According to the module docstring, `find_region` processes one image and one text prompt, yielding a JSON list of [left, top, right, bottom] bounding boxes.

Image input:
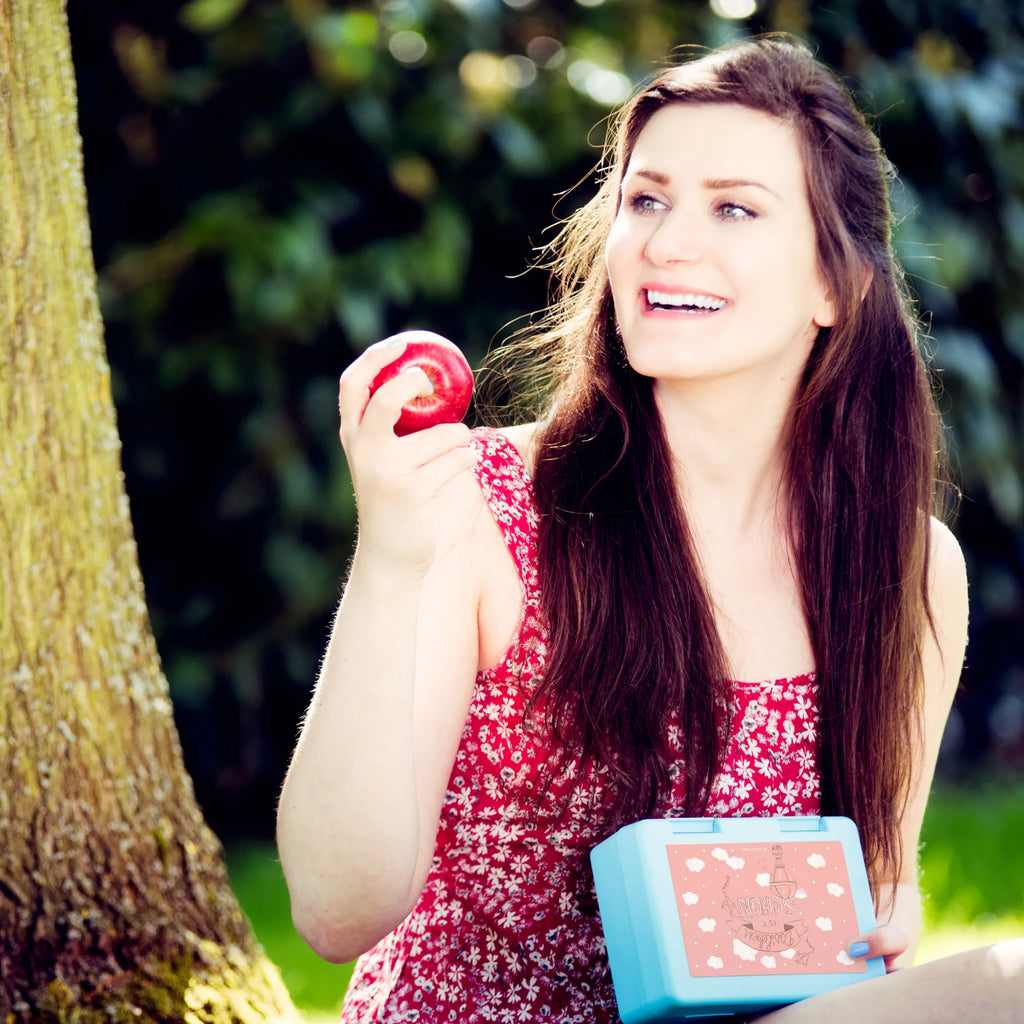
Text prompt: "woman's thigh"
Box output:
[[753, 941, 1024, 1024]]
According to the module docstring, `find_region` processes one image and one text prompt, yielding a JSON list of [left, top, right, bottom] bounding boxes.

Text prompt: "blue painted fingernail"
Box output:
[[384, 335, 401, 348], [849, 942, 870, 958]]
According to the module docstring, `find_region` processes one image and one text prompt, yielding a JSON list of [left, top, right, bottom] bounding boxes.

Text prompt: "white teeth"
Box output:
[[646, 289, 726, 311]]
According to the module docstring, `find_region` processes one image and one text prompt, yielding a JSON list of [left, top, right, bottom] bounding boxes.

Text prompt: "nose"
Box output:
[[643, 205, 703, 266]]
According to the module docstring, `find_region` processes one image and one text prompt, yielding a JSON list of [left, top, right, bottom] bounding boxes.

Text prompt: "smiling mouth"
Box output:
[[645, 289, 727, 313]]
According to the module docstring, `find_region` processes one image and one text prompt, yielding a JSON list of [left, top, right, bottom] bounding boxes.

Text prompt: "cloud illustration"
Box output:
[[733, 940, 757, 962]]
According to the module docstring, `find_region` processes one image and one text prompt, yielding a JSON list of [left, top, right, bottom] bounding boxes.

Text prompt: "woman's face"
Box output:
[[605, 102, 835, 393]]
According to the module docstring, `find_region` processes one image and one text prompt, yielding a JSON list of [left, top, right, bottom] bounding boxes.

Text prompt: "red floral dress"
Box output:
[[340, 428, 821, 1023]]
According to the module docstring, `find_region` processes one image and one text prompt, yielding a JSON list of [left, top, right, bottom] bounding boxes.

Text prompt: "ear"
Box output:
[[859, 263, 874, 300], [813, 263, 873, 329], [813, 291, 836, 329]]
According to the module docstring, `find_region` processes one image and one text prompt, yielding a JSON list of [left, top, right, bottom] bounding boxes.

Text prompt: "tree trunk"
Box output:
[[0, 2, 301, 1020]]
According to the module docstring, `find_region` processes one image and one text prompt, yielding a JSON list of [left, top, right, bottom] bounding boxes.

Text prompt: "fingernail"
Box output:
[[849, 942, 870, 959], [384, 335, 402, 348]]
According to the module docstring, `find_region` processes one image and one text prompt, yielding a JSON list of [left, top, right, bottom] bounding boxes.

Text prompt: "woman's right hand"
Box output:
[[338, 337, 477, 576], [280, 337, 484, 962]]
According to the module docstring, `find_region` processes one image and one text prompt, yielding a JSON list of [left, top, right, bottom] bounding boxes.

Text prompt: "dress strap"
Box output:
[[470, 427, 540, 600]]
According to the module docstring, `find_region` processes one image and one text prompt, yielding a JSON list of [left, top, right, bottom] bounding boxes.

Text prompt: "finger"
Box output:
[[351, 438, 477, 545], [397, 421, 475, 468], [357, 366, 435, 439], [848, 923, 909, 969], [348, 422, 475, 509], [338, 337, 412, 437], [409, 439, 479, 500], [352, 425, 476, 506]]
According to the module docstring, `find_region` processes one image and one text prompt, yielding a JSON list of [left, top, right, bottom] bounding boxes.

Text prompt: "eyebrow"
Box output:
[[630, 169, 782, 200]]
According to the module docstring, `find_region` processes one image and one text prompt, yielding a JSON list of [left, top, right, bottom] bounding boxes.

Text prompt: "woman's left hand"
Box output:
[[848, 920, 912, 973], [848, 879, 921, 972]]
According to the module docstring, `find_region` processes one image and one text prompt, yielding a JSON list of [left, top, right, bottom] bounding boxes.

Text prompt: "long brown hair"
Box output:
[[488, 36, 945, 889]]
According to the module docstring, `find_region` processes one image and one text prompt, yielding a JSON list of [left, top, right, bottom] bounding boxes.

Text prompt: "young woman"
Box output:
[[276, 36, 1024, 1023]]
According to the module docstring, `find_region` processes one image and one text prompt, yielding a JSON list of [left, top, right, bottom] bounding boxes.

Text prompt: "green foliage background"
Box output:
[[68, 0, 1024, 840]]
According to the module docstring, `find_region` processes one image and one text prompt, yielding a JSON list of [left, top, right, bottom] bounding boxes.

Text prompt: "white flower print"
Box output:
[[780, 779, 801, 806]]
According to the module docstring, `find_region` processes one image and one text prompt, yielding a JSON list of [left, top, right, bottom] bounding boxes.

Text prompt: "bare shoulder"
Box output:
[[925, 515, 969, 694], [492, 421, 541, 475], [465, 422, 541, 669], [927, 517, 968, 624], [928, 515, 966, 568], [430, 441, 495, 554], [417, 440, 513, 660], [431, 422, 539, 542]]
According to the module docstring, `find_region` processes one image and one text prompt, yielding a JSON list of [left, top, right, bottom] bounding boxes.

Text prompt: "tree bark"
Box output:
[[0, 2, 300, 1020]]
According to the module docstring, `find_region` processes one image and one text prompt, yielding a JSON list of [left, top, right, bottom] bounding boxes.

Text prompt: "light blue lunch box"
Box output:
[[590, 816, 886, 1021]]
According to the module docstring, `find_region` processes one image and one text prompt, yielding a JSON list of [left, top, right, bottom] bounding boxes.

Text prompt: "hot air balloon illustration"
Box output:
[[770, 844, 797, 900]]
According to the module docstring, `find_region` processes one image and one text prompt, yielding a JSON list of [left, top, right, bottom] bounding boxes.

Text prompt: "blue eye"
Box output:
[[718, 202, 755, 220], [628, 193, 665, 215]]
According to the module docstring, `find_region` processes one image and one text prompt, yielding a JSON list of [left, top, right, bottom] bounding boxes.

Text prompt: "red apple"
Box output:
[[369, 330, 474, 436]]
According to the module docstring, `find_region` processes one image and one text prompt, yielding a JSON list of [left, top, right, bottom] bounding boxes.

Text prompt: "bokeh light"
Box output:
[[567, 59, 632, 105], [710, 0, 757, 19], [389, 29, 428, 65]]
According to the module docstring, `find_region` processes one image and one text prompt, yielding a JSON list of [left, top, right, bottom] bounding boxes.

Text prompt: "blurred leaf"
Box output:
[[490, 115, 548, 175], [308, 10, 381, 86], [930, 213, 991, 292], [406, 200, 472, 298], [180, 0, 251, 34], [936, 329, 1023, 524], [265, 534, 336, 615]]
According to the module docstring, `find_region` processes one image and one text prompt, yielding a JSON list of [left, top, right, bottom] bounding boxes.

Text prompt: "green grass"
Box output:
[[224, 845, 352, 1019], [915, 778, 1024, 961], [226, 779, 1024, 1018]]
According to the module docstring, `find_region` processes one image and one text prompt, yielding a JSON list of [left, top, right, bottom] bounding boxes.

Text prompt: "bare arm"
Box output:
[[849, 517, 969, 970], [275, 338, 487, 963]]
